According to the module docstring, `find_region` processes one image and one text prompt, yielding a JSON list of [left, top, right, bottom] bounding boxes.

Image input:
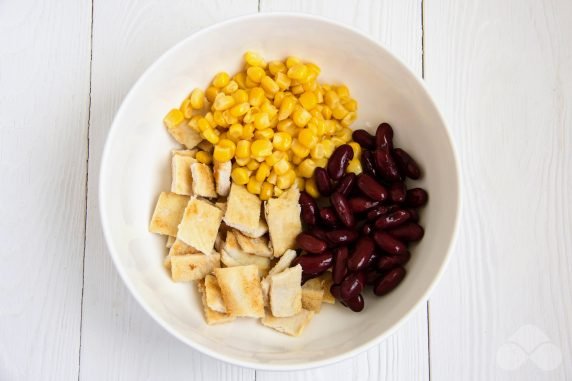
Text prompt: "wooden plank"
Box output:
[[0, 0, 91, 380], [257, 1, 427, 379], [425, 0, 572, 379], [79, 1, 257, 380]]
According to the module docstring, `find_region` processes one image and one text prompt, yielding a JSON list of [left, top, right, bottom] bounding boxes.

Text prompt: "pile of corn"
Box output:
[[164, 51, 361, 200]]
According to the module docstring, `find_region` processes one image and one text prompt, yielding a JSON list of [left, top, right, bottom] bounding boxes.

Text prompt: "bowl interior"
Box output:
[[100, 14, 459, 369]]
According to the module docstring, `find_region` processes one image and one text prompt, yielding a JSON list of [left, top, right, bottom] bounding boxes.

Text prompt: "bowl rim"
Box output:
[[99, 11, 461, 371]]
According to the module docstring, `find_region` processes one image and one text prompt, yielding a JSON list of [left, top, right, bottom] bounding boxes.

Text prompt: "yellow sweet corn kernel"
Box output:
[[265, 151, 284, 166], [260, 102, 277, 117], [275, 72, 291, 91], [205, 86, 219, 103], [247, 159, 260, 171], [292, 107, 312, 127], [254, 128, 274, 140], [287, 64, 308, 81], [273, 158, 290, 176], [311, 118, 326, 136], [272, 132, 292, 151], [290, 139, 310, 158], [164, 109, 184, 128], [269, 60, 286, 75], [332, 104, 349, 120], [310, 143, 326, 160], [251, 139, 273, 157], [291, 84, 304, 95], [348, 142, 362, 159], [242, 107, 258, 124], [277, 169, 296, 190], [235, 140, 251, 158], [229, 102, 250, 117], [278, 96, 296, 121], [277, 119, 298, 136], [321, 84, 332, 92], [196, 150, 213, 165], [213, 110, 227, 127], [314, 157, 328, 168], [188, 115, 201, 132], [273, 91, 286, 108], [324, 90, 340, 108], [204, 112, 216, 127], [234, 72, 247, 89], [244, 51, 266, 68], [180, 99, 193, 118], [305, 176, 320, 198], [299, 91, 318, 110], [315, 88, 324, 103], [297, 158, 317, 178], [249, 87, 265, 107], [213, 94, 236, 111], [259, 182, 274, 201], [255, 163, 271, 182], [253, 113, 271, 130], [253, 155, 266, 162], [267, 170, 278, 185], [223, 110, 239, 125], [273, 186, 284, 197], [341, 112, 357, 127], [322, 105, 333, 120], [213, 72, 230, 88], [197, 117, 211, 132], [247, 66, 265, 83], [235, 156, 250, 166], [346, 159, 363, 175], [342, 98, 358, 112], [233, 89, 248, 104], [322, 139, 335, 158], [228, 124, 243, 142], [337, 127, 353, 143], [261, 76, 280, 94], [298, 128, 318, 149], [285, 56, 301, 68], [241, 123, 255, 140], [302, 80, 318, 92], [247, 177, 262, 195], [335, 85, 350, 98], [245, 76, 258, 88], [188, 88, 205, 110], [202, 128, 220, 145], [331, 136, 346, 147], [324, 120, 337, 135], [213, 140, 235, 162], [292, 154, 303, 165], [295, 177, 305, 190], [306, 62, 321, 76], [269, 115, 279, 129], [231, 167, 250, 185]]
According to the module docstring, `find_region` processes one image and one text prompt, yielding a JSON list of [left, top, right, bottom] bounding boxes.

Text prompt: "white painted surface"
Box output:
[[0, 0, 570, 380]]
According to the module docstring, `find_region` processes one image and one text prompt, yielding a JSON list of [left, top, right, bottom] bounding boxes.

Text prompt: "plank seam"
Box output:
[[77, 0, 95, 379]]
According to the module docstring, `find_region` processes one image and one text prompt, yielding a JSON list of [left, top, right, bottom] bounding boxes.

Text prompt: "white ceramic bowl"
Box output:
[[100, 13, 460, 370]]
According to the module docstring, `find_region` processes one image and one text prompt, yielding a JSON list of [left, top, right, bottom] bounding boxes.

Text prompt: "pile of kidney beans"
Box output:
[[292, 123, 428, 312]]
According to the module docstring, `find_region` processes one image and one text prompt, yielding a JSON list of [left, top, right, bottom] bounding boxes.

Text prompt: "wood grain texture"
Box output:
[[425, 0, 572, 380], [79, 1, 257, 380], [0, 0, 91, 380], [257, 1, 427, 380]]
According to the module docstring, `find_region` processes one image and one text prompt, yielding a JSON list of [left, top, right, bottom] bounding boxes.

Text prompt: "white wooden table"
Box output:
[[1, 0, 571, 379]]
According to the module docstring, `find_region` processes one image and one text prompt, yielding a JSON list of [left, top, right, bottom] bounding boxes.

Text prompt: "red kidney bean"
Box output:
[[343, 293, 365, 312], [365, 268, 382, 285], [314, 167, 332, 196], [389, 182, 406, 204], [373, 231, 407, 255], [362, 223, 374, 235], [388, 223, 424, 242], [340, 271, 365, 300], [352, 129, 375, 149], [361, 150, 379, 177], [375, 123, 394, 151], [393, 148, 421, 179], [366, 205, 390, 221], [374, 267, 406, 296], [327, 144, 354, 180], [330, 284, 342, 299], [292, 251, 334, 276], [348, 236, 375, 272], [374, 210, 411, 230], [348, 197, 380, 213], [332, 246, 349, 284], [296, 233, 327, 253], [330, 192, 356, 228], [308, 226, 328, 242], [406, 208, 419, 222], [326, 229, 359, 245], [405, 188, 428, 207], [366, 251, 380, 268], [357, 173, 388, 201], [299, 191, 319, 225], [335, 173, 357, 197], [377, 251, 411, 270], [319, 207, 339, 226], [375, 149, 401, 182]]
